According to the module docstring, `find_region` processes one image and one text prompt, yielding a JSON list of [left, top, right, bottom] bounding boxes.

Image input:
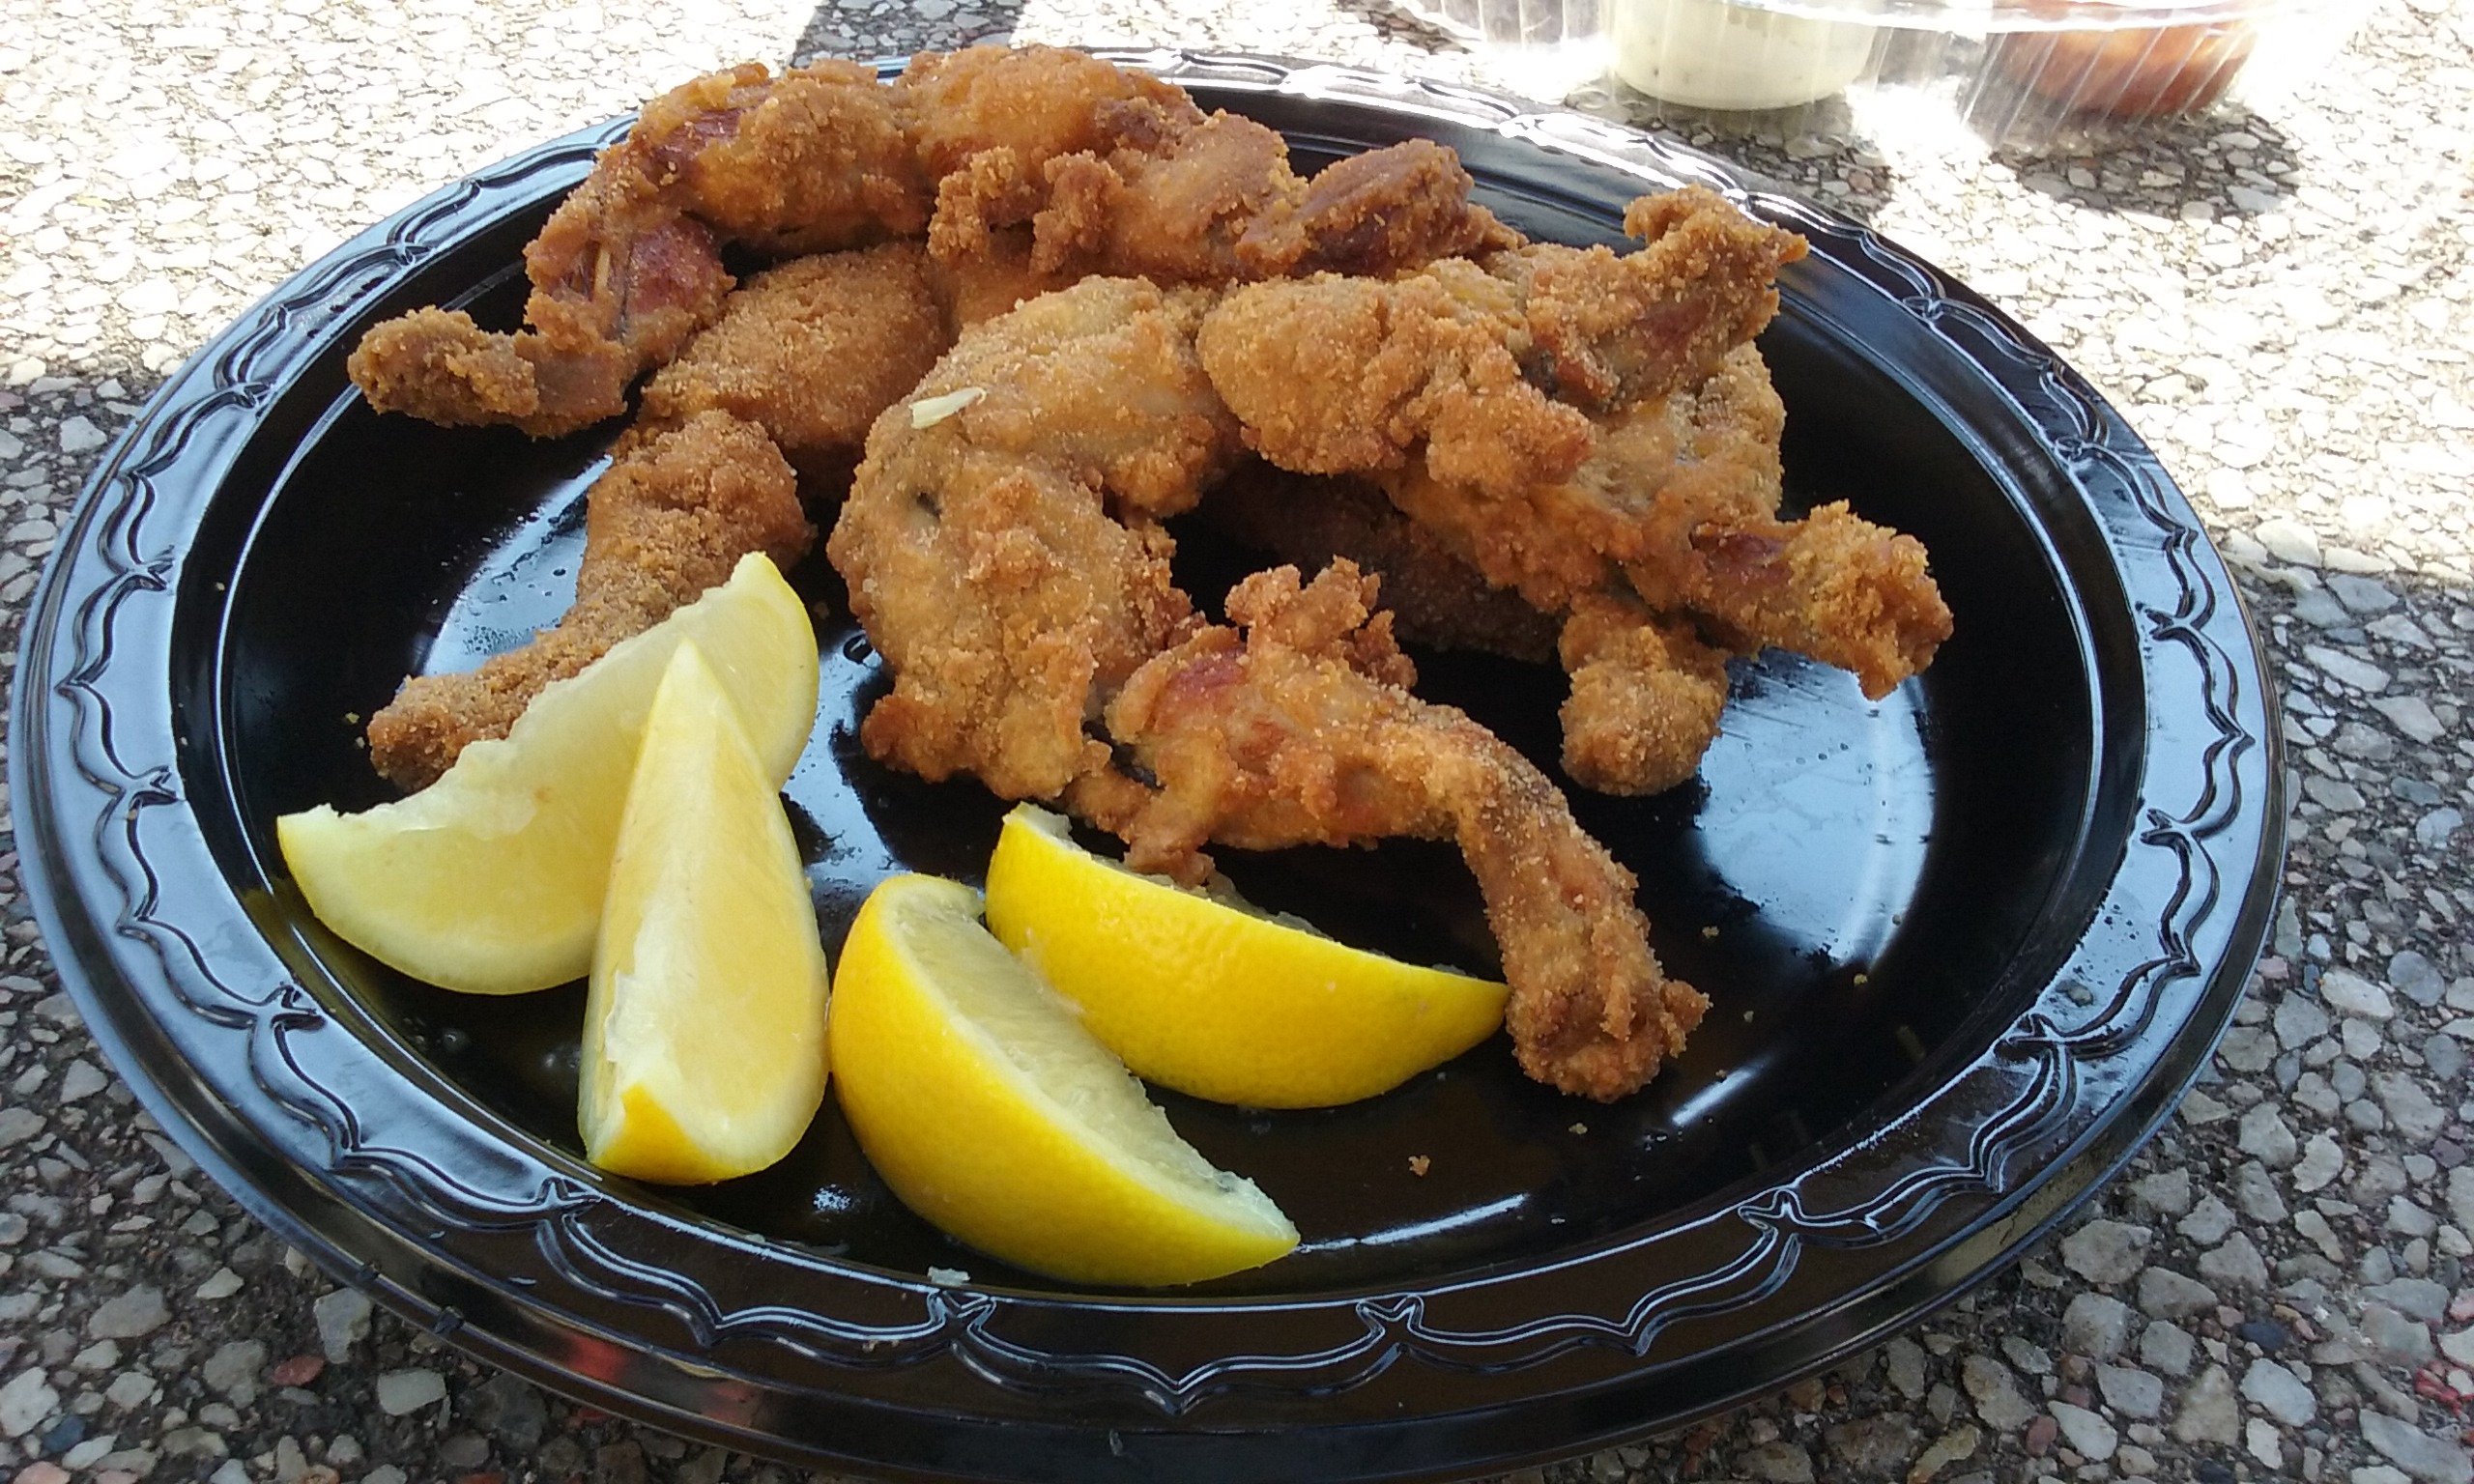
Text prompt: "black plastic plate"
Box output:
[[14, 49, 2279, 1484]]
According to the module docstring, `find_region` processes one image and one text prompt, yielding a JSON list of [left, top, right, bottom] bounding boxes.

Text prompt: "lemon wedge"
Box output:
[[983, 806, 1508, 1108], [276, 553, 820, 994], [829, 873, 1298, 1286], [580, 641, 831, 1184]]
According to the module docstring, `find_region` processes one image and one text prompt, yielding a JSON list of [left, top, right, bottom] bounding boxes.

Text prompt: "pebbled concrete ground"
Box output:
[[0, 0, 2468, 1481]]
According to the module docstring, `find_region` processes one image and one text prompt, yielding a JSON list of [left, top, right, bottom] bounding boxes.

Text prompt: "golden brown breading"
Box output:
[[824, 276, 1238, 803], [1106, 563, 1709, 1100], [642, 58, 932, 255], [365, 412, 812, 788], [1239, 139, 1523, 279], [1491, 188, 1808, 411], [890, 44, 1201, 182], [349, 46, 1208, 438], [1015, 106, 1299, 282], [1633, 501, 1952, 700], [349, 46, 1530, 440], [1198, 259, 1595, 499], [1199, 459, 1744, 795], [1196, 188, 1804, 499], [1375, 343, 1790, 614], [349, 58, 929, 438], [1378, 346, 1948, 700], [345, 306, 635, 437], [636, 243, 951, 483], [931, 100, 1517, 287], [1556, 592, 1733, 796]]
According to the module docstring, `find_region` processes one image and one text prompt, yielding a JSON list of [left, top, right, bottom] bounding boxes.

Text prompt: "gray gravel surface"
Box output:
[[2, 0, 2469, 1480]]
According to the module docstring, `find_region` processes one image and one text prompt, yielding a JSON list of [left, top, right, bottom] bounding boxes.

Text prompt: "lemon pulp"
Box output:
[[580, 641, 830, 1184]]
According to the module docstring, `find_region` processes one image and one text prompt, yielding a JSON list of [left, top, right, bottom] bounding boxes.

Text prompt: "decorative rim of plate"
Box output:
[[12, 49, 2280, 1481]]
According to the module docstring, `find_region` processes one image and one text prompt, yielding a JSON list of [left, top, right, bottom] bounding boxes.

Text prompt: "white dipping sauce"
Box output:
[[1613, 0, 1881, 109]]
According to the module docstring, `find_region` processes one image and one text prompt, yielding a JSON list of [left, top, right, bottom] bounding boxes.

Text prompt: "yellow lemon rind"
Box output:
[[984, 806, 1508, 1108]]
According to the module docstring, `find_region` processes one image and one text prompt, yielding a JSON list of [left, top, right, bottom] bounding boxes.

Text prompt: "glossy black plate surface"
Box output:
[[14, 50, 2279, 1484]]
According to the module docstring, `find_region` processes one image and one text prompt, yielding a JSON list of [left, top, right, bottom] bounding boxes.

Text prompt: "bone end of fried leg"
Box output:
[[1783, 501, 1956, 699], [1856, 563, 1955, 699], [1557, 603, 1732, 797], [363, 617, 617, 789], [348, 307, 543, 428], [1511, 961, 1711, 1101], [365, 675, 498, 792]]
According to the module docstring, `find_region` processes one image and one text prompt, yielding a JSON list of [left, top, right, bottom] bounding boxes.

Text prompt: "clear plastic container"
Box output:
[[1396, 0, 2372, 152], [1396, 0, 1615, 100]]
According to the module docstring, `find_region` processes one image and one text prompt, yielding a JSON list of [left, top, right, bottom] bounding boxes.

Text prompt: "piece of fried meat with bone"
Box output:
[[348, 58, 934, 437], [344, 46, 1193, 437], [1377, 345, 1952, 709], [365, 411, 813, 789], [1106, 562, 1710, 1100], [1202, 191, 1948, 793], [825, 275, 1238, 809], [1196, 187, 1807, 499], [928, 94, 1518, 288], [625, 241, 953, 489]]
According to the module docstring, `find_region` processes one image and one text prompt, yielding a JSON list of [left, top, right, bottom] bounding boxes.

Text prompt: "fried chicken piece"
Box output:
[[345, 306, 639, 439], [1376, 343, 1789, 614], [1497, 189, 1808, 410], [825, 276, 1239, 803], [635, 59, 932, 255], [1199, 455, 1740, 795], [934, 97, 1518, 287], [930, 111, 1280, 286], [1240, 139, 1524, 279], [633, 243, 951, 486], [350, 59, 927, 437], [351, 44, 1530, 441], [1199, 258, 1593, 499], [1198, 461, 1558, 662], [1381, 348, 1949, 699], [1245, 330, 1939, 787], [364, 412, 812, 788], [1107, 563, 1709, 1099], [1197, 187, 1804, 499], [617, 234, 1062, 501]]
